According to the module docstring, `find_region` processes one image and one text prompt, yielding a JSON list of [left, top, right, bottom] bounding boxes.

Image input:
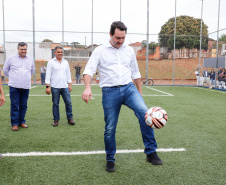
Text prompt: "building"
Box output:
[[129, 42, 142, 55], [4, 42, 52, 61]]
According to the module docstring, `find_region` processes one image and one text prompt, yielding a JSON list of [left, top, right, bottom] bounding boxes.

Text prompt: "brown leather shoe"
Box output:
[[19, 123, 28, 128], [12, 125, 19, 131], [53, 120, 59, 126], [68, 119, 75, 125]]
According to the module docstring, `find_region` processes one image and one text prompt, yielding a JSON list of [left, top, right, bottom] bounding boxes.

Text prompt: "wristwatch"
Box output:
[[46, 86, 50, 88]]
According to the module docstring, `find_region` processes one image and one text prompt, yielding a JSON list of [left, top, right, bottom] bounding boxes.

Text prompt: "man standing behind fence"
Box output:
[[3, 42, 35, 131], [45, 46, 75, 126], [40, 63, 46, 85], [73, 63, 82, 84]]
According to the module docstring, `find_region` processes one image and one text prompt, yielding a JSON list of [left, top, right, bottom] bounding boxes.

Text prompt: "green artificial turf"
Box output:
[[0, 85, 225, 185]]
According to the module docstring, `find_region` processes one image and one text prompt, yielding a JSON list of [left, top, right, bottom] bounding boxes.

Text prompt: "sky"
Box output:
[[0, 0, 226, 46]]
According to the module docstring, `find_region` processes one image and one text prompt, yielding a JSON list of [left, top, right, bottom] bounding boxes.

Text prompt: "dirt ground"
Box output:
[[2, 58, 203, 86]]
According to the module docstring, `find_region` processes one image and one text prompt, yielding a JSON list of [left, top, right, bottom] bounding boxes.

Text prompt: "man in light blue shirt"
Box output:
[[82, 21, 162, 172], [45, 46, 75, 126], [3, 42, 35, 131], [40, 63, 46, 85]]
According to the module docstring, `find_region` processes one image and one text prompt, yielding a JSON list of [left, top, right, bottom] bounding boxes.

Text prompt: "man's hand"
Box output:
[[46, 86, 51, 94], [0, 95, 5, 107], [82, 74, 93, 104], [82, 88, 92, 104], [69, 83, 72, 92]]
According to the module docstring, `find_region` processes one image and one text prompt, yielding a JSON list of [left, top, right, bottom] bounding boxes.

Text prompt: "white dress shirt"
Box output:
[[83, 42, 141, 88], [45, 57, 72, 88], [3, 54, 35, 89]]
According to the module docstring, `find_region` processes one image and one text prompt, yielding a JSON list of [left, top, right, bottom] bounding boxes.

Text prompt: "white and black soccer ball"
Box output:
[[145, 107, 168, 129]]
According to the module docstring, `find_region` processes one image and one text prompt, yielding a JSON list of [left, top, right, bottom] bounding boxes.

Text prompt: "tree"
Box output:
[[148, 43, 158, 54], [70, 42, 80, 47], [142, 41, 158, 54], [219, 34, 226, 43], [158, 15, 208, 51], [212, 34, 226, 49], [42, 39, 53, 42]]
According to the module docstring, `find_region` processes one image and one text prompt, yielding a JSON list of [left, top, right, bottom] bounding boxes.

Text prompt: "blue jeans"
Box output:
[[41, 73, 46, 85], [210, 79, 215, 85], [102, 82, 157, 161], [76, 75, 81, 84], [9, 87, 29, 126], [51, 87, 73, 121]]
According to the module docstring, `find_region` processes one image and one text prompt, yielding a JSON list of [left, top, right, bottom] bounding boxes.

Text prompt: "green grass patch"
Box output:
[[0, 85, 225, 184]]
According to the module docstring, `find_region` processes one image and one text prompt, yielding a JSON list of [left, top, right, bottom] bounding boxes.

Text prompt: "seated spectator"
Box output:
[[218, 72, 225, 82], [218, 67, 223, 76], [222, 68, 226, 77]]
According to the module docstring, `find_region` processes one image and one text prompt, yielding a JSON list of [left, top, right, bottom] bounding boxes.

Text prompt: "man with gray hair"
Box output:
[[45, 46, 75, 126], [3, 42, 35, 131]]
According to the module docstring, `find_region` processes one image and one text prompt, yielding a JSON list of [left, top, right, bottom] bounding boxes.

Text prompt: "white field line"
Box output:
[[23, 94, 102, 97], [194, 87, 226, 94], [72, 84, 99, 86], [22, 94, 173, 97], [2, 148, 186, 157], [144, 86, 174, 96], [142, 95, 174, 96], [6, 87, 174, 97]]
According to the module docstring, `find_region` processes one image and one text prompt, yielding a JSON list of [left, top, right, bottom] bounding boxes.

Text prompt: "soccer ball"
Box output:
[[145, 107, 168, 129]]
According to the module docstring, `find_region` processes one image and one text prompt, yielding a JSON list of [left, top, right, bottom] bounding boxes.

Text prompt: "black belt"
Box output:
[[110, 84, 127, 88]]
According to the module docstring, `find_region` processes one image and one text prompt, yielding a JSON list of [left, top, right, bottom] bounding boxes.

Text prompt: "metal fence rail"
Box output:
[[0, 0, 225, 87]]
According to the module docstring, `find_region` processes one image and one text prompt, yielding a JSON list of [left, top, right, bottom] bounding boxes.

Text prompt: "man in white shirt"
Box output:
[[202, 68, 209, 78], [45, 46, 75, 126], [202, 68, 210, 85], [82, 21, 162, 172]]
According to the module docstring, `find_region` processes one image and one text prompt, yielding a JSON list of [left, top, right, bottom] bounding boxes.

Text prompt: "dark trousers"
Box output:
[[102, 82, 157, 161], [9, 87, 29, 126], [51, 87, 73, 120], [41, 73, 46, 85]]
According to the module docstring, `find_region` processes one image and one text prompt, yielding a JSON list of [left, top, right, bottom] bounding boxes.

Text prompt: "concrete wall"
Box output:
[[130, 45, 142, 55], [63, 50, 90, 62], [0, 53, 4, 65], [136, 46, 161, 60], [5, 42, 52, 61]]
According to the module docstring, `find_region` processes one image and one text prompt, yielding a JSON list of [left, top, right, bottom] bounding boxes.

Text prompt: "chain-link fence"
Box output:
[[0, 0, 225, 88]]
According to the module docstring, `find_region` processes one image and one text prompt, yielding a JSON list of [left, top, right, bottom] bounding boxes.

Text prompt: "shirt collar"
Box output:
[[17, 54, 27, 59], [53, 57, 65, 63]]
